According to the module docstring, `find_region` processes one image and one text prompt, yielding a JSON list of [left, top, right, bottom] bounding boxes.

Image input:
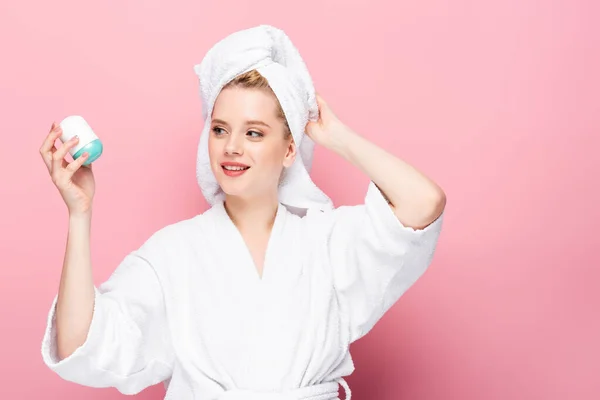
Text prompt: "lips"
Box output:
[[221, 162, 250, 171], [221, 162, 250, 177]]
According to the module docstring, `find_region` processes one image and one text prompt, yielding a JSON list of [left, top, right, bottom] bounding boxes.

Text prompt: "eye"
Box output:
[[212, 126, 226, 136], [246, 130, 264, 138]]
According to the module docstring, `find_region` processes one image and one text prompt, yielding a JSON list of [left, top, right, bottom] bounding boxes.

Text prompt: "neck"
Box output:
[[223, 192, 280, 232]]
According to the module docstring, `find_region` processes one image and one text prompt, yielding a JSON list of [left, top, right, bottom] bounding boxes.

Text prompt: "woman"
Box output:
[[40, 26, 445, 399]]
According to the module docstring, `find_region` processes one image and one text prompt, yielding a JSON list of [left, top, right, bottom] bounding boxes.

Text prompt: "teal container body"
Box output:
[[73, 139, 103, 165]]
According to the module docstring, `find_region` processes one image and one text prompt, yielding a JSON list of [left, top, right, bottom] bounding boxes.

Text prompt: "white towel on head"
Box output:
[[193, 24, 334, 215]]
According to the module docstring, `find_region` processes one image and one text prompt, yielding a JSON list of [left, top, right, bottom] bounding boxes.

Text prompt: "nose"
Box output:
[[224, 132, 243, 156]]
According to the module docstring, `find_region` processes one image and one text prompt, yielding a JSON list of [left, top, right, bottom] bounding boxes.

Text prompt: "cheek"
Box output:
[[207, 137, 222, 175], [253, 145, 287, 169], [207, 136, 219, 160]]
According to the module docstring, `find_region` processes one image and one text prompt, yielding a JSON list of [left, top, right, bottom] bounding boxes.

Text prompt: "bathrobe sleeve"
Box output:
[[328, 181, 444, 343], [41, 247, 174, 395]]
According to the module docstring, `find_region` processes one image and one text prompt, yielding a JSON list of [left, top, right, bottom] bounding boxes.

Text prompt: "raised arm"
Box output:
[[39, 122, 174, 394], [306, 94, 446, 229], [305, 95, 446, 342]]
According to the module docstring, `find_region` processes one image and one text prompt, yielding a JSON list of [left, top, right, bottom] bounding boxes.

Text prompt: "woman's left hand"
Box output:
[[305, 94, 350, 151]]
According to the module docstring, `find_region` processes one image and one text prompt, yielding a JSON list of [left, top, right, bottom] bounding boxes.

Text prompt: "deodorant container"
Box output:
[[59, 115, 103, 165]]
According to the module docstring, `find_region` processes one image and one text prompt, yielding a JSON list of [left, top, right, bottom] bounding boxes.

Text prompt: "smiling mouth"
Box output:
[[221, 164, 250, 177], [222, 165, 250, 171]]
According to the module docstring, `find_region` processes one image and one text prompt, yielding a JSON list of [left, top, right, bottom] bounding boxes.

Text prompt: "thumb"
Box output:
[[315, 93, 335, 121], [305, 119, 317, 137], [315, 93, 326, 109]]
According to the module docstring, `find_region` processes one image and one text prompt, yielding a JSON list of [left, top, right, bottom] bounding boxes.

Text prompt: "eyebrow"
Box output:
[[211, 118, 271, 129]]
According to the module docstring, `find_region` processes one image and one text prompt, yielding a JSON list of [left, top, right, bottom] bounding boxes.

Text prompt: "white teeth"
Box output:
[[223, 165, 249, 171]]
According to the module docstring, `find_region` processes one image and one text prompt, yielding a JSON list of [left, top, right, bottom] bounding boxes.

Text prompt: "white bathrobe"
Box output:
[[41, 182, 444, 399]]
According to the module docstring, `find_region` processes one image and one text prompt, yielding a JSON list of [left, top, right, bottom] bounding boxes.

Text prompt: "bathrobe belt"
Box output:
[[218, 378, 351, 400]]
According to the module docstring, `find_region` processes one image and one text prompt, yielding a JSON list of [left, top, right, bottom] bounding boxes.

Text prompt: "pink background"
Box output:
[[1, 0, 598, 399]]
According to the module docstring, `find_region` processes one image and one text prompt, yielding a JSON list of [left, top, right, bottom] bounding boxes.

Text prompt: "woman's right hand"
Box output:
[[40, 122, 96, 216]]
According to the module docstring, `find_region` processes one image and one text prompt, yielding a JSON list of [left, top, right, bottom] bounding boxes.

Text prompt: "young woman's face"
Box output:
[[208, 87, 296, 200]]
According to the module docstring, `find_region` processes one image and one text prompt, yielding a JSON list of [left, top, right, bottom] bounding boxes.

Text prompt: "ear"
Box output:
[[282, 138, 297, 168]]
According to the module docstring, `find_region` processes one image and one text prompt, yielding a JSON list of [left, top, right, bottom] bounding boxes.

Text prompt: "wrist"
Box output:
[[328, 126, 361, 160], [69, 209, 92, 223]]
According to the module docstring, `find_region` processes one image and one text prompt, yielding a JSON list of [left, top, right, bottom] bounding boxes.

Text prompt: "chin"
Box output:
[[215, 176, 251, 197], [219, 184, 245, 197]]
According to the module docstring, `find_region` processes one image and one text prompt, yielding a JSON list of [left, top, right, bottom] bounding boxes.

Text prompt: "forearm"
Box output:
[[56, 212, 96, 360], [332, 128, 446, 229]]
